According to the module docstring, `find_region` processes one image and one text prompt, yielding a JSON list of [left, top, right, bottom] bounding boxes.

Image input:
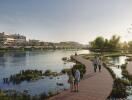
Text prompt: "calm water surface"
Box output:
[[0, 50, 89, 95]]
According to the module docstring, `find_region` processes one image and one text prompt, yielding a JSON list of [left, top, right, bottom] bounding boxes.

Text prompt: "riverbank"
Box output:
[[0, 47, 86, 53], [83, 52, 132, 60]]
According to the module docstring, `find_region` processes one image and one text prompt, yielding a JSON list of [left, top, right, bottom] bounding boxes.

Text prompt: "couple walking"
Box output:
[[93, 56, 102, 72], [68, 69, 80, 92]]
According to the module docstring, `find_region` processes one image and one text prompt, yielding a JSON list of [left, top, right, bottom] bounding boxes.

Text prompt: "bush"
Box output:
[[72, 64, 86, 79], [109, 78, 128, 99], [61, 68, 71, 74], [127, 57, 132, 61], [44, 70, 52, 76]]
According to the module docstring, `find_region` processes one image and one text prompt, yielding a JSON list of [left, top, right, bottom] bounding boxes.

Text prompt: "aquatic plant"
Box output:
[[61, 68, 71, 74], [3, 69, 62, 84]]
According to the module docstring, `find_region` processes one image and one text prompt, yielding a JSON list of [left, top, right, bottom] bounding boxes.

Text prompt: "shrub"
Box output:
[[109, 78, 128, 99], [72, 64, 86, 79], [61, 68, 71, 74], [44, 70, 52, 76]]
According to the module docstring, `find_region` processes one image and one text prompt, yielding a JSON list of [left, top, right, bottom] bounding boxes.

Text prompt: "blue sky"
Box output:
[[0, 0, 132, 44]]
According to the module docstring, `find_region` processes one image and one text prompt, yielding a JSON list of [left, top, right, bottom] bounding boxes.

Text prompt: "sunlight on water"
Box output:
[[110, 67, 122, 78], [108, 56, 127, 78]]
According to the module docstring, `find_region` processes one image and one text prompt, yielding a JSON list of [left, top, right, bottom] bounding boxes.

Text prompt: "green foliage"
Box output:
[[121, 63, 132, 85], [109, 35, 120, 50], [4, 69, 62, 84], [44, 70, 52, 76], [128, 41, 132, 51], [61, 68, 71, 74], [90, 35, 121, 52], [72, 64, 86, 79], [90, 36, 105, 50], [4, 70, 42, 84], [103, 63, 128, 99], [0, 90, 59, 100], [109, 78, 128, 99]]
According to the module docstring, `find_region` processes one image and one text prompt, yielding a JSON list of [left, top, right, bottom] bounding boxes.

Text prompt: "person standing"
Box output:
[[74, 69, 80, 92], [93, 56, 98, 72], [98, 57, 102, 72], [68, 72, 75, 92], [75, 52, 77, 56]]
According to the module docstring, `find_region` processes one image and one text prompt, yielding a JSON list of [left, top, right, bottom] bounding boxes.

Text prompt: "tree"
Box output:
[[89, 35, 121, 52], [122, 42, 128, 52], [128, 41, 132, 51], [109, 35, 120, 50], [90, 36, 105, 51]]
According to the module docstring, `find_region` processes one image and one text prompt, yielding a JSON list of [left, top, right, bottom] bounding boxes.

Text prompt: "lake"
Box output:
[[0, 50, 89, 96]]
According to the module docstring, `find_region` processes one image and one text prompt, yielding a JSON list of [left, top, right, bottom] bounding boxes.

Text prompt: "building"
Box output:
[[28, 39, 40, 46], [0, 32, 26, 47]]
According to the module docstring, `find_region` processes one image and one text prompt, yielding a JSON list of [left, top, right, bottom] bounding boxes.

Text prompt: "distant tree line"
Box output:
[[89, 35, 132, 52]]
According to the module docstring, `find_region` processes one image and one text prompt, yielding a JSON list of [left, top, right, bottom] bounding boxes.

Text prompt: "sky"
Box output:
[[0, 0, 132, 44]]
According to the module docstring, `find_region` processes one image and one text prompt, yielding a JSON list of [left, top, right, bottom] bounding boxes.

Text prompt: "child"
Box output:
[[68, 72, 75, 92]]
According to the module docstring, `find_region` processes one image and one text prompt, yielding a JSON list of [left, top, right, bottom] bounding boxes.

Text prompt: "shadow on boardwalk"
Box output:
[[49, 55, 113, 100]]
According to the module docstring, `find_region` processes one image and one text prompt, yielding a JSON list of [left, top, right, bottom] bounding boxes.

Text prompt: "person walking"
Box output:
[[74, 69, 80, 92], [75, 52, 77, 56], [98, 57, 102, 72], [93, 56, 98, 72]]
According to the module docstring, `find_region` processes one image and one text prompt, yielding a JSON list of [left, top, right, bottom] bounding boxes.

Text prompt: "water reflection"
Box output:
[[108, 56, 127, 66], [108, 56, 127, 78]]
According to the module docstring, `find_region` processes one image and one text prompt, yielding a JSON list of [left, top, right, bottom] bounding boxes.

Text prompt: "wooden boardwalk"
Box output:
[[49, 55, 113, 100]]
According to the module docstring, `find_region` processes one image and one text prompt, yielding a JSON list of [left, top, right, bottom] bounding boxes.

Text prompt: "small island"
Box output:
[[3, 69, 62, 84]]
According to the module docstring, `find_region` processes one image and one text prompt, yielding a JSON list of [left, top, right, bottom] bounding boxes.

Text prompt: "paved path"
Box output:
[[49, 55, 113, 100], [127, 61, 132, 75]]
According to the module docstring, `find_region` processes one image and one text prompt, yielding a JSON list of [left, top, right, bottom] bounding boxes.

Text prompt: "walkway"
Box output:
[[49, 55, 113, 100], [127, 61, 132, 75]]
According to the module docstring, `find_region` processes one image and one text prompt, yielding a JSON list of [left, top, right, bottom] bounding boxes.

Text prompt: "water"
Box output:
[[108, 56, 127, 66], [0, 49, 89, 95], [107, 56, 132, 99], [107, 56, 127, 78]]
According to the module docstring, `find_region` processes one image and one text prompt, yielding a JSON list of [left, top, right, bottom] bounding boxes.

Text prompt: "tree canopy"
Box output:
[[89, 35, 121, 52]]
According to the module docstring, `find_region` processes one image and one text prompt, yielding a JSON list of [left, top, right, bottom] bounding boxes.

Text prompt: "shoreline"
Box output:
[[0, 48, 85, 53]]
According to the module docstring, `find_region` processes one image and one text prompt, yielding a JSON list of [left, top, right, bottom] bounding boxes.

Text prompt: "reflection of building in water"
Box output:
[[6, 52, 27, 66], [13, 52, 26, 57]]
